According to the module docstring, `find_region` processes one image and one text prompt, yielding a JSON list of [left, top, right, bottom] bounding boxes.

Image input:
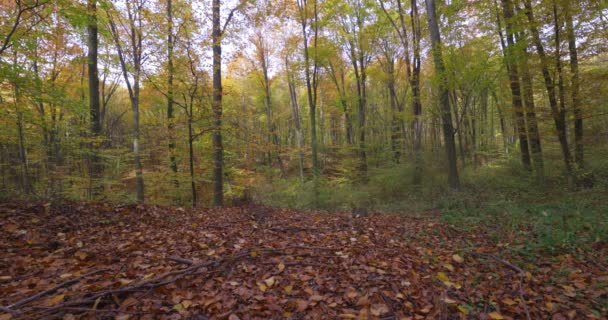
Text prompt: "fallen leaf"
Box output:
[[370, 304, 389, 316], [264, 276, 275, 288], [452, 254, 464, 263], [45, 294, 65, 306], [489, 312, 505, 319], [437, 272, 449, 282]]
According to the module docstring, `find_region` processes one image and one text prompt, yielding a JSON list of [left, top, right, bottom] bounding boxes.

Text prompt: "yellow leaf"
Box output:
[[182, 300, 192, 309], [46, 294, 65, 306], [258, 283, 267, 292], [452, 254, 464, 263], [489, 312, 505, 319], [206, 250, 216, 256], [172, 303, 183, 311], [59, 273, 72, 279], [444, 264, 455, 272], [250, 251, 258, 257], [278, 262, 285, 272], [283, 285, 293, 294], [502, 298, 517, 306], [457, 305, 469, 315], [437, 272, 449, 282]]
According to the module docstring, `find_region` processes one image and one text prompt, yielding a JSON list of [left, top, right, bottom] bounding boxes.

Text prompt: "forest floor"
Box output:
[[0, 201, 606, 320]]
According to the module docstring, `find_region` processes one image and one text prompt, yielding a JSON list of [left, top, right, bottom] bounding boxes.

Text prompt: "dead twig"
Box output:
[[167, 256, 194, 265], [471, 253, 532, 320], [3, 268, 108, 311]]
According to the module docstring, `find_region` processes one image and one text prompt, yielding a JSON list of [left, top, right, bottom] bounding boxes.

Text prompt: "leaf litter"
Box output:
[[0, 201, 606, 319]]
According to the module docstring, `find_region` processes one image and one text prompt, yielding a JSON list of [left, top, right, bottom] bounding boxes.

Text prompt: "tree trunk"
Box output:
[[188, 114, 196, 207], [410, 0, 423, 186], [87, 0, 103, 198], [517, 32, 544, 176], [523, 0, 572, 173], [565, 1, 582, 168], [167, 0, 178, 190], [425, 0, 460, 189], [298, 0, 319, 176], [286, 56, 305, 183], [212, 0, 224, 206], [501, 0, 531, 169]]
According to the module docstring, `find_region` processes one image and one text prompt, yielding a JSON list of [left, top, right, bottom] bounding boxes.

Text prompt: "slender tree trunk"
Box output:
[[523, 0, 572, 173], [565, 1, 582, 168], [425, 0, 460, 189], [286, 57, 305, 183], [167, 0, 178, 190], [87, 0, 103, 198], [387, 61, 400, 163], [212, 0, 224, 206], [501, 0, 531, 169], [410, 0, 423, 185], [188, 114, 196, 207], [298, 0, 319, 176], [517, 32, 544, 176]]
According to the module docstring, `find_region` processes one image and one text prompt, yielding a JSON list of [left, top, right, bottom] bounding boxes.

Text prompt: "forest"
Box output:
[[0, 0, 607, 318]]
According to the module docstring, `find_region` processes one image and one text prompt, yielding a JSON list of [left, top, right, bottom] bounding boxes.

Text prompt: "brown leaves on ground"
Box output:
[[0, 201, 606, 319]]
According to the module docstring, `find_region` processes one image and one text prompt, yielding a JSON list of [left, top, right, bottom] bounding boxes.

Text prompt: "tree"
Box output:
[[211, 0, 246, 206], [378, 0, 423, 184], [107, 0, 147, 202], [88, 0, 102, 197], [425, 0, 459, 189], [564, 0, 582, 168], [167, 0, 179, 190], [500, 0, 531, 169], [296, 0, 320, 177], [522, 0, 572, 174]]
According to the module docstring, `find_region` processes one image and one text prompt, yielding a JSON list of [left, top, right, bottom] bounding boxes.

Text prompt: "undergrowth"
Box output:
[[256, 155, 608, 255]]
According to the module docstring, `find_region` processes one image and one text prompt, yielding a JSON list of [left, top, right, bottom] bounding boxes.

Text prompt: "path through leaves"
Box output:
[[1, 202, 606, 319]]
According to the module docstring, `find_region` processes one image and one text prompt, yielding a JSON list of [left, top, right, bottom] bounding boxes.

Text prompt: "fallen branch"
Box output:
[[167, 256, 194, 265], [471, 253, 531, 320], [19, 246, 339, 318], [4, 268, 108, 311]]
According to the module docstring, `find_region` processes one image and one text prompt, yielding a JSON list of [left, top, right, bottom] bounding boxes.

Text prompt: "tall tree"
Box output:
[[379, 0, 423, 184], [501, 0, 531, 169], [167, 0, 178, 190], [425, 0, 460, 189], [107, 0, 146, 202], [517, 30, 544, 176], [565, 0, 582, 168], [211, 0, 245, 206], [522, 0, 572, 174], [296, 0, 320, 176], [88, 0, 102, 197]]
